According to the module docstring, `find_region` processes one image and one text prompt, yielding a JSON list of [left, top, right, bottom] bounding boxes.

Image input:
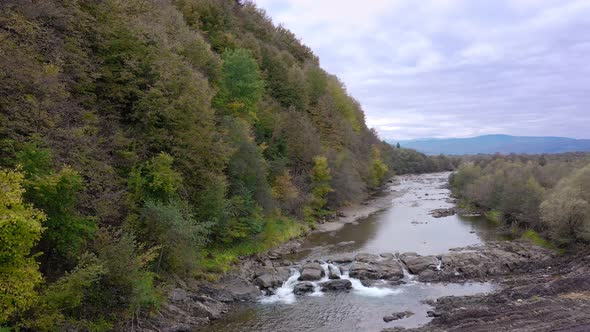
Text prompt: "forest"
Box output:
[[451, 153, 590, 247], [0, 1, 455, 330]]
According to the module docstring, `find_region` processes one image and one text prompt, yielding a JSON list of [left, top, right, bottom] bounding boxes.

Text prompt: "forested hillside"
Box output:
[[0, 0, 452, 329]]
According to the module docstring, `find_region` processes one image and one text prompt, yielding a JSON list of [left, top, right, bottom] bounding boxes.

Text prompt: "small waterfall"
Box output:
[[401, 265, 416, 282], [341, 272, 401, 297], [259, 269, 300, 304], [259, 263, 402, 304], [434, 257, 443, 271]]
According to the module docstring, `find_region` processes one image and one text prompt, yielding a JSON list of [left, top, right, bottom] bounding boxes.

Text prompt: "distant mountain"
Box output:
[[391, 135, 590, 155]]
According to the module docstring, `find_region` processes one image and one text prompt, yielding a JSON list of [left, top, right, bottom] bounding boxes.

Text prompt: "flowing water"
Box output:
[[203, 172, 503, 332]]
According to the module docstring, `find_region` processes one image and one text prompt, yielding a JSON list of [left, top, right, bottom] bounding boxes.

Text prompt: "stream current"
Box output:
[[203, 172, 503, 332]]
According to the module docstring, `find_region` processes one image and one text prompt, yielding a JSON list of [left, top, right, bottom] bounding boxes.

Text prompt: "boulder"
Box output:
[[189, 298, 227, 320], [332, 256, 354, 264], [220, 277, 261, 301], [319, 279, 352, 292], [354, 253, 380, 263], [253, 267, 291, 289], [328, 264, 341, 279], [377, 260, 405, 280], [299, 262, 325, 281], [349, 261, 380, 279], [380, 253, 395, 260], [430, 208, 456, 218], [293, 282, 315, 295], [383, 311, 414, 322], [349, 260, 404, 280], [401, 254, 437, 274], [418, 270, 438, 282]]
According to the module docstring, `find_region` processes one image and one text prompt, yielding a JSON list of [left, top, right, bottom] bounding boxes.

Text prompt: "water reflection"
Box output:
[[295, 172, 502, 260]]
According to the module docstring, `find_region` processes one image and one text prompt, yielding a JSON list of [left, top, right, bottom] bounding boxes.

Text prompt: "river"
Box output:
[[202, 172, 503, 332]]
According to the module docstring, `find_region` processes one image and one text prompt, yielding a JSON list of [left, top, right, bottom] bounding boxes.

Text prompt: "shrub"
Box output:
[[541, 165, 590, 244], [0, 168, 45, 324]]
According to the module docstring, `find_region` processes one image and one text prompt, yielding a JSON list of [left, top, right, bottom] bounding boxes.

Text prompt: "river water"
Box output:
[[203, 172, 502, 332]]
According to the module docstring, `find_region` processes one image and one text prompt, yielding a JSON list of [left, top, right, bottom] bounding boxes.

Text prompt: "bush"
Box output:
[[541, 165, 590, 244], [0, 168, 45, 324], [140, 200, 210, 274]]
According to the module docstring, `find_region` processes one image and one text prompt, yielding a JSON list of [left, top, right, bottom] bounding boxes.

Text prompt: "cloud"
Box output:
[[254, 0, 590, 140]]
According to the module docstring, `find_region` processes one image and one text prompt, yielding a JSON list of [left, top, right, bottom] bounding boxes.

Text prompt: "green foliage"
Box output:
[[140, 200, 209, 274], [26, 166, 96, 268], [197, 214, 306, 280], [25, 254, 106, 331], [452, 154, 590, 246], [0, 168, 45, 324], [369, 146, 389, 187], [521, 230, 560, 252], [144, 153, 183, 202], [540, 164, 590, 244], [93, 231, 160, 319], [0, 0, 450, 329], [305, 156, 333, 223], [216, 48, 264, 118], [484, 210, 504, 225]]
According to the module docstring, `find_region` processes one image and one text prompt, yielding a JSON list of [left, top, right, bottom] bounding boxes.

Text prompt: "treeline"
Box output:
[[0, 1, 445, 330], [385, 148, 458, 174], [450, 153, 590, 246]]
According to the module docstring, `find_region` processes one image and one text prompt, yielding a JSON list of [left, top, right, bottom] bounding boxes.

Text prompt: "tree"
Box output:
[[26, 166, 96, 269], [216, 48, 264, 118], [369, 146, 389, 187], [541, 164, 590, 243], [0, 168, 46, 323], [304, 156, 333, 223]]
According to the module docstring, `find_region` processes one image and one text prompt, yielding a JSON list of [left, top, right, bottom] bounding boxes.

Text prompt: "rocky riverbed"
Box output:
[[386, 248, 590, 332], [138, 173, 589, 332]]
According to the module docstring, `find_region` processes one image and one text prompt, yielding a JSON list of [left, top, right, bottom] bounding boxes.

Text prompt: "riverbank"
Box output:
[[141, 172, 588, 332], [137, 177, 406, 331], [386, 246, 590, 332]]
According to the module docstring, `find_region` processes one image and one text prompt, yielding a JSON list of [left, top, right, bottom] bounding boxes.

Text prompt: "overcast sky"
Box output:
[[254, 0, 590, 140]]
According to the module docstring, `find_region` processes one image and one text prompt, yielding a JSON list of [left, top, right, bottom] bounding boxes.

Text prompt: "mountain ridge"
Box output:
[[391, 134, 590, 155]]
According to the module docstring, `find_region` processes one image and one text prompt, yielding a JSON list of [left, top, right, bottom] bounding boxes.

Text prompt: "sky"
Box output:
[[254, 0, 590, 140]]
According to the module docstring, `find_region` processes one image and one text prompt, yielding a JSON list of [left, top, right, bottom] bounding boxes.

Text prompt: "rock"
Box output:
[[380, 253, 395, 259], [382, 328, 407, 332], [319, 279, 352, 292], [161, 324, 192, 332], [383, 311, 415, 322], [349, 260, 404, 280], [349, 261, 380, 279], [189, 297, 227, 320], [377, 260, 405, 280], [328, 264, 341, 279], [253, 267, 291, 289], [332, 256, 354, 264], [427, 310, 442, 317], [418, 270, 438, 282], [299, 262, 325, 281], [400, 254, 437, 274], [354, 252, 380, 263], [430, 208, 456, 218], [170, 288, 188, 303], [293, 282, 315, 295], [429, 241, 555, 282], [221, 277, 261, 301]]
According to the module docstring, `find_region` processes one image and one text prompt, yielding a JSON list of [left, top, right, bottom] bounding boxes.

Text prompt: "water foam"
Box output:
[[259, 263, 402, 304], [259, 269, 300, 304]]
